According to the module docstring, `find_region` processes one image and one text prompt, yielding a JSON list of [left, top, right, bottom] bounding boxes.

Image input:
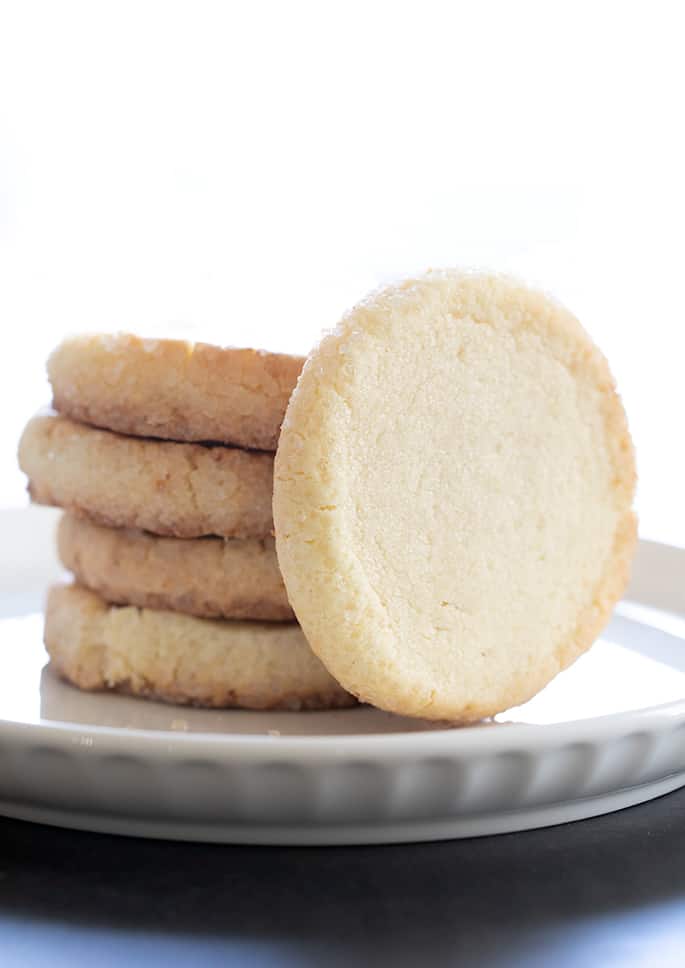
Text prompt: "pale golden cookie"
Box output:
[[18, 413, 274, 538], [44, 584, 355, 711], [58, 513, 293, 621], [48, 333, 303, 450], [274, 270, 637, 721]]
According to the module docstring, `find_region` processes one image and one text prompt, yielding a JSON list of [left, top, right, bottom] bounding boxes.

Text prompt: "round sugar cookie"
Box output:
[[48, 333, 304, 451], [58, 513, 293, 621], [18, 413, 273, 538], [44, 584, 354, 711], [273, 270, 637, 722]]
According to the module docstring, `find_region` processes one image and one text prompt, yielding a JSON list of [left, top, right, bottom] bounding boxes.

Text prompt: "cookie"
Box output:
[[273, 270, 637, 721], [44, 584, 355, 711], [19, 413, 274, 538], [48, 333, 304, 451], [57, 513, 293, 621]]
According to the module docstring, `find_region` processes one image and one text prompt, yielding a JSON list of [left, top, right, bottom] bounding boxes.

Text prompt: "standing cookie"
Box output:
[[273, 271, 637, 721]]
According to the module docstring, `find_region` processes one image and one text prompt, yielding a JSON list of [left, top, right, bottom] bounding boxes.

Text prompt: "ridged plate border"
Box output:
[[0, 704, 684, 842]]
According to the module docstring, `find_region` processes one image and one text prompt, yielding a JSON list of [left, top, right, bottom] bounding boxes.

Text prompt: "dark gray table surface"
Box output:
[[1, 787, 684, 967]]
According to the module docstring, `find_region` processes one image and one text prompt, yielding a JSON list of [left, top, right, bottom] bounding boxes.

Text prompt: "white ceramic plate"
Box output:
[[1, 507, 684, 844]]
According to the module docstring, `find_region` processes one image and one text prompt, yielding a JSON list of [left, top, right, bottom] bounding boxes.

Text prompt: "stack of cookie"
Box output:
[[18, 333, 355, 711]]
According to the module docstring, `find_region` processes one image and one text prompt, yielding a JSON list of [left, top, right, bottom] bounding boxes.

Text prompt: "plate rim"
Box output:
[[1, 697, 684, 761]]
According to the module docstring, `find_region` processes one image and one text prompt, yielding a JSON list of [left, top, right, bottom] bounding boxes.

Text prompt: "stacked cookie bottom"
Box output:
[[18, 334, 355, 711]]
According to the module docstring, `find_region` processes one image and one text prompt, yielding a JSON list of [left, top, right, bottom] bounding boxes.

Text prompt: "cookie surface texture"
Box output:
[[57, 514, 293, 621], [44, 585, 354, 711], [48, 333, 304, 450], [273, 271, 637, 721], [18, 413, 274, 538]]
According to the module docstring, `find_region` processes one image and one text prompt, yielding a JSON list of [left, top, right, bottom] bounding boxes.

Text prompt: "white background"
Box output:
[[0, 1, 682, 542]]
